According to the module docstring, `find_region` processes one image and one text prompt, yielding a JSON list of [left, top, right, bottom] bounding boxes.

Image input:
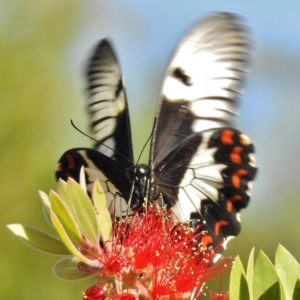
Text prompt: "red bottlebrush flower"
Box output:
[[87, 203, 231, 299], [114, 292, 138, 300], [10, 174, 230, 299], [83, 286, 105, 300]]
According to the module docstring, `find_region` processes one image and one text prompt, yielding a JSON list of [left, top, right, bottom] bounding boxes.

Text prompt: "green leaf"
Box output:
[[67, 178, 99, 245], [275, 244, 300, 300], [39, 190, 50, 208], [7, 224, 70, 255], [239, 273, 250, 300], [39, 190, 52, 225], [230, 255, 250, 300], [259, 281, 282, 300], [50, 191, 83, 246], [93, 179, 111, 242], [247, 247, 255, 300], [253, 250, 278, 299], [50, 211, 100, 268], [57, 179, 69, 208], [53, 257, 96, 280], [292, 278, 300, 300]]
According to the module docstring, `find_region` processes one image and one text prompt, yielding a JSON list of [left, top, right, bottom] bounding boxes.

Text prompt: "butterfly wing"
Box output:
[[150, 13, 257, 247], [86, 39, 133, 166], [152, 129, 256, 247], [56, 40, 133, 213], [151, 13, 252, 165]]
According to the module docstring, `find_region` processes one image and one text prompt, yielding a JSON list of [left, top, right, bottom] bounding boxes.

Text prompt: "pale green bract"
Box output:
[[229, 245, 300, 300], [7, 167, 112, 279]]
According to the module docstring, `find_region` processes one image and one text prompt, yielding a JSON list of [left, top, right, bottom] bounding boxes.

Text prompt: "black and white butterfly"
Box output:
[[56, 13, 257, 249]]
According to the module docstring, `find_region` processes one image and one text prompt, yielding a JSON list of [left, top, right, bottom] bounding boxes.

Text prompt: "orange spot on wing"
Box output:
[[215, 220, 228, 236], [230, 146, 243, 164], [56, 163, 62, 172], [227, 201, 233, 212], [201, 235, 213, 248], [232, 169, 248, 188], [226, 195, 242, 212], [229, 195, 243, 202], [221, 130, 234, 145]]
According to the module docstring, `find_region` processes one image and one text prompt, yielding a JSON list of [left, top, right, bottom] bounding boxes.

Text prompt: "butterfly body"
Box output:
[[56, 13, 257, 248]]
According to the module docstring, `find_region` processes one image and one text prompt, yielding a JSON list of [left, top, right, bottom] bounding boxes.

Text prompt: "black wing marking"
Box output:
[[56, 40, 134, 214], [152, 128, 257, 247], [150, 13, 252, 166], [56, 148, 131, 216], [86, 39, 133, 168]]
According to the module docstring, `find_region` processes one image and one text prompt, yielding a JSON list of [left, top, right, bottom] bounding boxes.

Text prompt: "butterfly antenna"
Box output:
[[136, 118, 157, 165], [70, 120, 130, 164], [71, 119, 98, 143]]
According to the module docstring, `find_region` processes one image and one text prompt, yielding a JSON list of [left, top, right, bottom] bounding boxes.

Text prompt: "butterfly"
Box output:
[[56, 12, 257, 249]]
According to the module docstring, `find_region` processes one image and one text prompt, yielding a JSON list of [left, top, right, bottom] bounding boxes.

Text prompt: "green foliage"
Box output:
[[53, 257, 96, 280], [93, 180, 112, 243], [229, 245, 300, 300], [64, 178, 100, 246], [6, 224, 70, 255], [8, 172, 112, 278]]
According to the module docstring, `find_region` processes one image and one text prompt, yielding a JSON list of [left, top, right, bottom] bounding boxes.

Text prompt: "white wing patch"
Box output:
[[160, 13, 251, 135], [86, 41, 127, 158], [97, 137, 115, 158], [190, 99, 237, 119], [174, 149, 226, 221]]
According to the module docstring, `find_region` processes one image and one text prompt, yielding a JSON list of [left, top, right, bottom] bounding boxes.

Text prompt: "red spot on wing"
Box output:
[[232, 169, 247, 188], [230, 146, 243, 164], [66, 154, 75, 169], [221, 130, 234, 145], [215, 220, 228, 236], [226, 195, 242, 212]]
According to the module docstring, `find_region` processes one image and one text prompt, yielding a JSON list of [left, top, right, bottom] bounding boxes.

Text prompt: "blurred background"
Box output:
[[1, 0, 300, 299]]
